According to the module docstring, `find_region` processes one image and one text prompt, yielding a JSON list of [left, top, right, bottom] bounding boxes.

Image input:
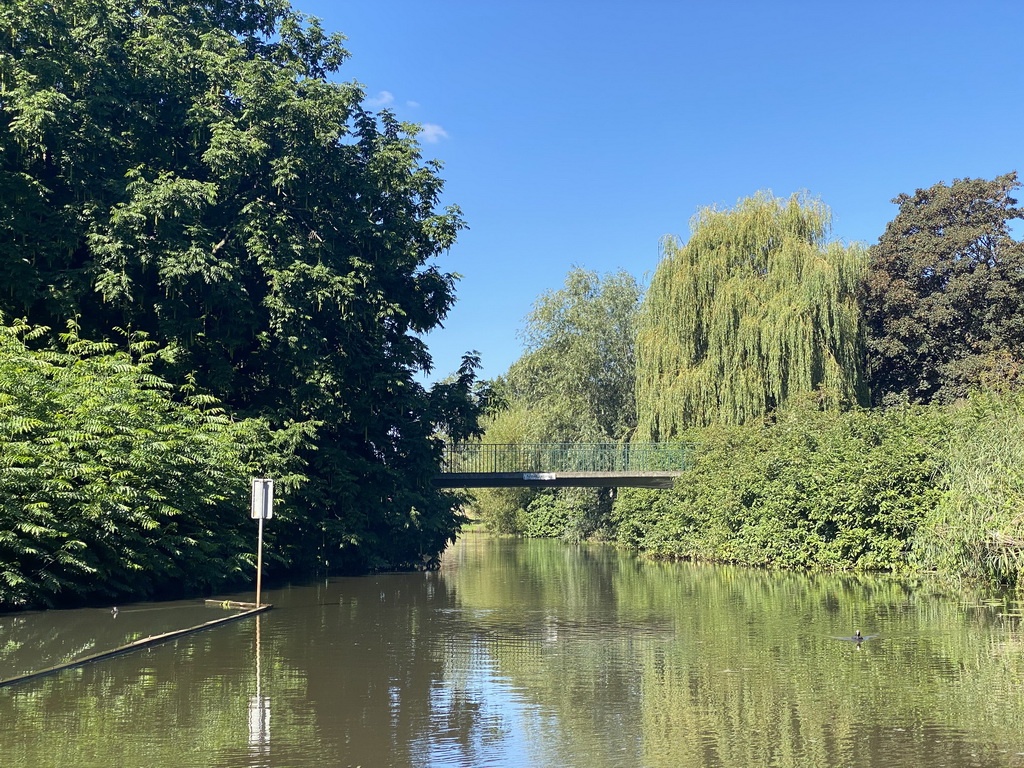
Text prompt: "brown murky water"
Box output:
[[2, 532, 1024, 767]]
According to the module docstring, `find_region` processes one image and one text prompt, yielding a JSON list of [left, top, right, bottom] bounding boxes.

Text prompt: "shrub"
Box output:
[[613, 401, 945, 572], [0, 319, 307, 608]]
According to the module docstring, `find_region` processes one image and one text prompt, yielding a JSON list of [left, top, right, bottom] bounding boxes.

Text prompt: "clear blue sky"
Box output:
[[299, 0, 1023, 383]]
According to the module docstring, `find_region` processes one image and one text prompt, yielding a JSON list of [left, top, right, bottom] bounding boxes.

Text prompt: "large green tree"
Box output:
[[861, 173, 1024, 405], [475, 268, 643, 537], [499, 267, 643, 442], [634, 192, 867, 439], [0, 0, 477, 572]]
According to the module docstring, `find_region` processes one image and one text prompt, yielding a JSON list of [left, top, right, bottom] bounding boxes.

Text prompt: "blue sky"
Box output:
[[299, 0, 1023, 383]]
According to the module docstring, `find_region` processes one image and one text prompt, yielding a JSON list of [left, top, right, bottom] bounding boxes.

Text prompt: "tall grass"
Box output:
[[915, 391, 1024, 586]]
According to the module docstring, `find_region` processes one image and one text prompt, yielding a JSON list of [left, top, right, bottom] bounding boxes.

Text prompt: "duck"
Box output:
[[830, 629, 876, 644]]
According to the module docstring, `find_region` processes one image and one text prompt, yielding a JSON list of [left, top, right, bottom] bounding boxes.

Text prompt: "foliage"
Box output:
[[473, 268, 642, 537], [469, 404, 539, 535], [505, 267, 643, 441], [634, 192, 867, 439], [522, 488, 614, 542], [914, 390, 1024, 586], [0, 0, 478, 574], [0, 318, 307, 609], [862, 173, 1024, 405], [614, 400, 945, 571]]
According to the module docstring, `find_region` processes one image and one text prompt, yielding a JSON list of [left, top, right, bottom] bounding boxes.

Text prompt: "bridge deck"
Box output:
[[434, 471, 681, 489], [436, 442, 690, 489]]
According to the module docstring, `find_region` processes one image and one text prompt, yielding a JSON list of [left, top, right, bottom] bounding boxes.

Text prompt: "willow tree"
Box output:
[[635, 192, 866, 440]]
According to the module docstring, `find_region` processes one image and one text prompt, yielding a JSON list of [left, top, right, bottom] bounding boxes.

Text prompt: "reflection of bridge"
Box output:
[[434, 443, 690, 489]]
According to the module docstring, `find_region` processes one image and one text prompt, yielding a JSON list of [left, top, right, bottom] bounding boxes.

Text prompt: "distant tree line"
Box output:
[[478, 174, 1024, 587], [0, 0, 482, 609]]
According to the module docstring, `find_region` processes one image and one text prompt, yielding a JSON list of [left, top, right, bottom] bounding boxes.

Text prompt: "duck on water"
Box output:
[[832, 629, 879, 648]]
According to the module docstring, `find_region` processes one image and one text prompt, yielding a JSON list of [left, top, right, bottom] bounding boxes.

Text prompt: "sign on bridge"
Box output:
[[435, 443, 690, 489]]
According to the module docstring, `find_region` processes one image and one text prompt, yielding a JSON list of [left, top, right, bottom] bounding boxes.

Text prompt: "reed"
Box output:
[[915, 391, 1024, 586]]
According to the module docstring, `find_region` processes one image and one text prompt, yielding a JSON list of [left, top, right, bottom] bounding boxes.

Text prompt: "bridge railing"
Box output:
[[440, 442, 692, 474]]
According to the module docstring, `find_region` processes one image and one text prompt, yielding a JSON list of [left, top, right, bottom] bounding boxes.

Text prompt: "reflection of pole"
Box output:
[[255, 614, 262, 699], [256, 516, 264, 607], [249, 614, 270, 759]]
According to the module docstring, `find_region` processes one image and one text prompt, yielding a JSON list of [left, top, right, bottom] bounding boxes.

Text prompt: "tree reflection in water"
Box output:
[[1, 534, 1023, 767]]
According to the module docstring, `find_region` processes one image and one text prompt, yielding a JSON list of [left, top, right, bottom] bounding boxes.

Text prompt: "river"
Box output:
[[2, 532, 1024, 767]]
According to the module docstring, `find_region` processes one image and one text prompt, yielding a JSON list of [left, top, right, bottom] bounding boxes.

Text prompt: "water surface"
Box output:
[[2, 533, 1024, 767]]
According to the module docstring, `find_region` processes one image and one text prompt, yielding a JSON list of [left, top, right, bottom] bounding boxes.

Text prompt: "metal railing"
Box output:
[[440, 443, 692, 474]]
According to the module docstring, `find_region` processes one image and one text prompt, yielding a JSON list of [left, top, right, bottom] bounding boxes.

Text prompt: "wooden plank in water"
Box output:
[[0, 603, 271, 689], [204, 599, 262, 610]]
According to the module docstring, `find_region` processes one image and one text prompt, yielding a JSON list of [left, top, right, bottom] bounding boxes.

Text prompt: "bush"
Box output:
[[523, 488, 613, 541], [0, 319, 307, 609], [613, 401, 945, 572]]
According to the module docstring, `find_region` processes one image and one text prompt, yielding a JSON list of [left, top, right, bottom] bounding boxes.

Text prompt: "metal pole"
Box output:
[[256, 516, 265, 607]]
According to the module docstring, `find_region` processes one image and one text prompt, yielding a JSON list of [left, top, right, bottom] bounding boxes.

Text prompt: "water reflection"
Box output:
[[0, 600, 240, 681], [1, 533, 1023, 767], [248, 616, 270, 767]]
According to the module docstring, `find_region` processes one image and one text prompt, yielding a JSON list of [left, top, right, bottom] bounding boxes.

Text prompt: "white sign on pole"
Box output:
[[251, 478, 274, 520]]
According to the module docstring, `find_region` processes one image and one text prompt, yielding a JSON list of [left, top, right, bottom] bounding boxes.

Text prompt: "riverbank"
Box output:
[[476, 392, 1024, 589]]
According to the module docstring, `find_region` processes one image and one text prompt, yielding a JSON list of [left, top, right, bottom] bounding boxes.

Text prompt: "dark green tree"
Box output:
[[862, 172, 1024, 405], [0, 0, 477, 572]]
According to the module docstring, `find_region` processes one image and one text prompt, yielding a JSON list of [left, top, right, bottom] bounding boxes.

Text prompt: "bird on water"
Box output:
[[830, 629, 877, 645]]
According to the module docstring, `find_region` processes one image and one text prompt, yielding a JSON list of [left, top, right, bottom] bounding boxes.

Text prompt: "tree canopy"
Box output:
[[0, 0, 478, 576], [634, 192, 866, 439], [473, 268, 643, 538], [498, 267, 643, 442], [862, 172, 1024, 405]]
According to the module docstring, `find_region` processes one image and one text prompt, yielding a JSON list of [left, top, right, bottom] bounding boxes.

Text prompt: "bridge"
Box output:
[[433, 443, 690, 489]]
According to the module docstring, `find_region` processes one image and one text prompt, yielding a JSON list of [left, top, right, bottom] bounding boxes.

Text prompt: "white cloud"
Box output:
[[419, 123, 449, 143], [365, 90, 394, 108], [362, 94, 446, 142]]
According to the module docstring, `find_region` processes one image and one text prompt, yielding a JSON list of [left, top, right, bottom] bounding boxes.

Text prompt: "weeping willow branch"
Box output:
[[635, 192, 867, 439]]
